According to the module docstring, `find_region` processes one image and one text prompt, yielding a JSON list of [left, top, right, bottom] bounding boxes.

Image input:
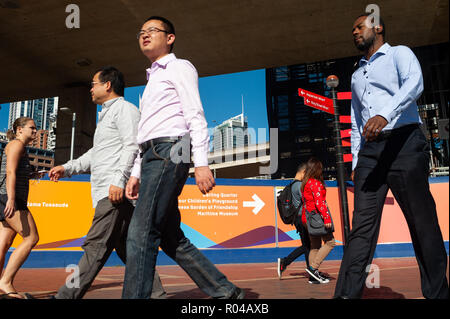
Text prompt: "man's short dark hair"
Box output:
[[357, 13, 386, 38], [297, 163, 306, 173], [95, 66, 125, 96], [144, 15, 175, 51]]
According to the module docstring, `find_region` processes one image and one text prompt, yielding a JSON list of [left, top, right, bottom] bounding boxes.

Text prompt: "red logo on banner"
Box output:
[[298, 88, 334, 114]]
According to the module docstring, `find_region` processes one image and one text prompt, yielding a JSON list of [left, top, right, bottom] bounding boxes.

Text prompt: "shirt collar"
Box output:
[[146, 53, 177, 80], [98, 97, 122, 122], [102, 96, 122, 109], [359, 42, 391, 66]]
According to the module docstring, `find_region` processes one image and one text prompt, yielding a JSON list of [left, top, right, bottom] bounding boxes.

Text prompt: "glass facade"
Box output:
[[212, 114, 249, 151], [9, 97, 58, 131], [266, 42, 449, 180]]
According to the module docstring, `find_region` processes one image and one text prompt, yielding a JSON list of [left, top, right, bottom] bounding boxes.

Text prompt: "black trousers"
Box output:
[[283, 215, 311, 268], [334, 125, 448, 299]]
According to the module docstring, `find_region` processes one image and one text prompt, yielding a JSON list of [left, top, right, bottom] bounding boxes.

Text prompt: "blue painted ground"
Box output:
[[9, 241, 449, 268]]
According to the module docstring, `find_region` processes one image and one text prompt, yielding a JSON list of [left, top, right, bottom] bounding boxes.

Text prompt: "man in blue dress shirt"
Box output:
[[334, 13, 448, 299]]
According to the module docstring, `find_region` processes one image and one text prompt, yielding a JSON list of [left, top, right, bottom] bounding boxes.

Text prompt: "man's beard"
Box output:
[[355, 33, 375, 51]]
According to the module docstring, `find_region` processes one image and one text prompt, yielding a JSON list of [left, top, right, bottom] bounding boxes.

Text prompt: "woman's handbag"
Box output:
[[304, 204, 335, 236]]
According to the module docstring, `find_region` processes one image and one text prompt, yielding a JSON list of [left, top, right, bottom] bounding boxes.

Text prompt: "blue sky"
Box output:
[[1, 69, 268, 142]]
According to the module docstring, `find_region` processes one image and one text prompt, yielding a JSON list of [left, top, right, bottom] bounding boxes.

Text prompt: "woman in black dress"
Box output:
[[0, 117, 40, 299]]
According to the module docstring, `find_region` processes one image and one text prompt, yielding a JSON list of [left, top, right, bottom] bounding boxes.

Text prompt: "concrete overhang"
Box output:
[[0, 0, 448, 104]]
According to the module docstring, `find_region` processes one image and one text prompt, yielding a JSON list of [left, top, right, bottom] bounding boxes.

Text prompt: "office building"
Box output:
[[8, 97, 58, 151], [31, 129, 49, 150], [212, 113, 250, 151], [9, 97, 58, 132]]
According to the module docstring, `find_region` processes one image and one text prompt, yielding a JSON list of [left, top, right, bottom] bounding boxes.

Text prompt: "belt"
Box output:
[[376, 123, 419, 141], [139, 136, 184, 155]]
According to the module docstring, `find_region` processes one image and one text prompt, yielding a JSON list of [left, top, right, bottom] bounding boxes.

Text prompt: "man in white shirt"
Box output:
[[49, 66, 165, 299], [122, 16, 244, 299]]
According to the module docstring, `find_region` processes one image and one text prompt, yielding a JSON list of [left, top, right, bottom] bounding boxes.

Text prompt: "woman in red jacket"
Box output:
[[301, 157, 336, 284]]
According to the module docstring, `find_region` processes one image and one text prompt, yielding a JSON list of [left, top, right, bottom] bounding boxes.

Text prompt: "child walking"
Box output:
[[301, 157, 336, 284]]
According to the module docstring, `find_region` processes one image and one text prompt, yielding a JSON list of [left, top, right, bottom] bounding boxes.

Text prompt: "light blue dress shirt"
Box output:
[[351, 43, 424, 170]]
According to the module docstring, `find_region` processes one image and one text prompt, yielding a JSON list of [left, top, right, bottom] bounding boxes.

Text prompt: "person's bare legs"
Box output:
[[0, 210, 39, 298], [0, 222, 17, 277]]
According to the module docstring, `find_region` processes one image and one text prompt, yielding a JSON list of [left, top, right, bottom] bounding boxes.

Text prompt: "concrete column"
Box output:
[[54, 86, 96, 165]]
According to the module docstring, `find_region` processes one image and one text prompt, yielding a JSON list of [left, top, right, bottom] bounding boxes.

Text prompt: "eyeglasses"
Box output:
[[136, 27, 168, 39], [91, 81, 105, 88]]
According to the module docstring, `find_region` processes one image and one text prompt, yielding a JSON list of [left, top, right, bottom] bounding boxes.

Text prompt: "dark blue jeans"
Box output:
[[122, 140, 237, 299]]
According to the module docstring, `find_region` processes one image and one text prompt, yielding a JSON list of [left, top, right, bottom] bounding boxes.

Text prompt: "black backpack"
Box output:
[[277, 180, 301, 225]]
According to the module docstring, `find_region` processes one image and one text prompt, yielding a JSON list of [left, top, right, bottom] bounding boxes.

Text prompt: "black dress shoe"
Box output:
[[229, 287, 245, 299]]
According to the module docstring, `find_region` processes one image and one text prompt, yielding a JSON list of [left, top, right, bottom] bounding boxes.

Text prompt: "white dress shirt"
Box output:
[[63, 97, 140, 207]]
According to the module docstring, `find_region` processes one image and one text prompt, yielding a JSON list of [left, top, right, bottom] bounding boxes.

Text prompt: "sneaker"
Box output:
[[307, 265, 329, 278], [319, 271, 330, 280], [305, 266, 329, 284], [277, 258, 286, 279], [308, 276, 320, 284]]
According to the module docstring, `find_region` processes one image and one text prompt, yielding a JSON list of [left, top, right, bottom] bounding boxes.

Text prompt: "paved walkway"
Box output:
[[7, 257, 448, 299]]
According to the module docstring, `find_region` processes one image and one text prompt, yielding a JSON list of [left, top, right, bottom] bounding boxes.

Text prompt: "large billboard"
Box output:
[[12, 179, 449, 252]]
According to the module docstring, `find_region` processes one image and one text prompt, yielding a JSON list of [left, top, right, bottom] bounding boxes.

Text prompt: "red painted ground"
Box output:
[[4, 257, 448, 299]]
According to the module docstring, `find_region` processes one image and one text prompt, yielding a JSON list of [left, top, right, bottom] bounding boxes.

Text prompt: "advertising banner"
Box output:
[[178, 185, 276, 248], [11, 179, 449, 251]]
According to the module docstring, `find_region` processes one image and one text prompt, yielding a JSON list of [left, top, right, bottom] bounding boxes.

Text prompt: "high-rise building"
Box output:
[[47, 114, 57, 151], [8, 96, 58, 151], [266, 42, 449, 180], [8, 97, 58, 131], [31, 130, 49, 150], [212, 113, 249, 151]]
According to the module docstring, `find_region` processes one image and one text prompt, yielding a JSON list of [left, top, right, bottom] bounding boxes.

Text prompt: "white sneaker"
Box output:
[[277, 258, 285, 279]]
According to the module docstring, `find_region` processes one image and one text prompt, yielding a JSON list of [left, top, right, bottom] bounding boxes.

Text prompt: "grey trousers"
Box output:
[[56, 197, 166, 299]]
